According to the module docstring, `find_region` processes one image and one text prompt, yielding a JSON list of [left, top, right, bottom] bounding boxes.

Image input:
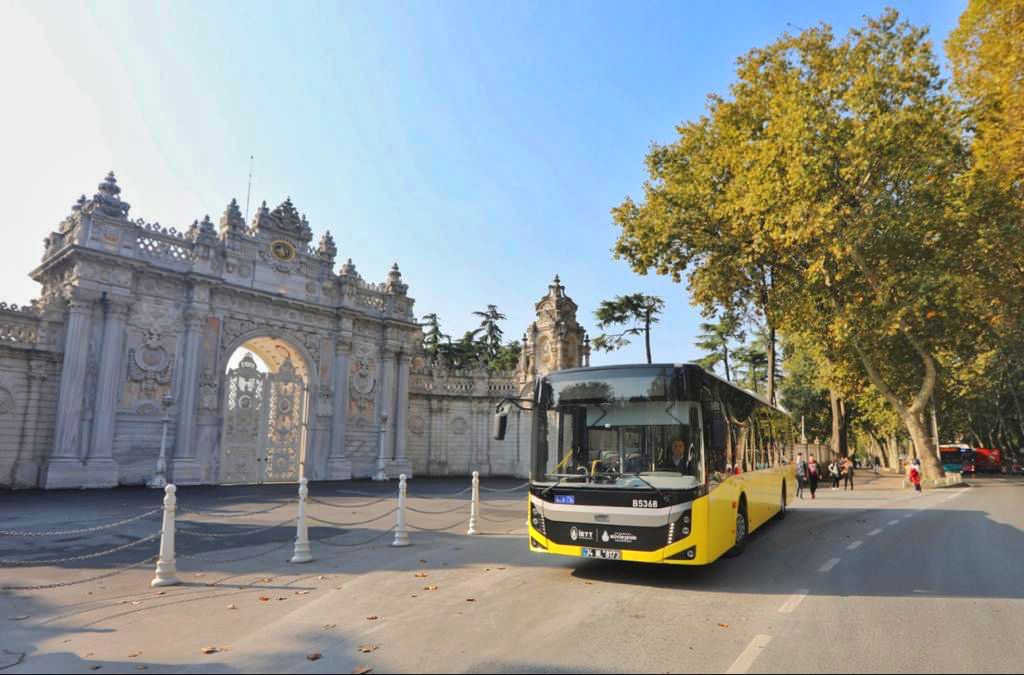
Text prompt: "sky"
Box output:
[[0, 0, 966, 369]]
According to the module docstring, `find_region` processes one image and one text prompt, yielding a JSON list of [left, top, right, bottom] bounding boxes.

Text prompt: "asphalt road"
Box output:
[[2, 474, 1022, 673]]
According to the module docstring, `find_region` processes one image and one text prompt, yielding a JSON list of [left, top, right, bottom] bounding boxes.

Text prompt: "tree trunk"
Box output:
[[766, 325, 776, 405], [644, 310, 652, 364], [723, 347, 731, 382], [829, 389, 848, 458]]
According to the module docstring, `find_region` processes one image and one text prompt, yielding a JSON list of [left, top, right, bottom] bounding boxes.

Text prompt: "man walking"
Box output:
[[795, 453, 808, 499], [843, 456, 855, 490]]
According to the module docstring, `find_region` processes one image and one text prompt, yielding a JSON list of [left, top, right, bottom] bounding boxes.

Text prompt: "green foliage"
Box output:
[[421, 313, 449, 361], [592, 293, 665, 363], [472, 305, 507, 360], [421, 306, 518, 373], [694, 310, 745, 381]]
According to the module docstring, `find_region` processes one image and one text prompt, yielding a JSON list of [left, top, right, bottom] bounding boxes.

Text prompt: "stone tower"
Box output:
[[515, 275, 590, 390]]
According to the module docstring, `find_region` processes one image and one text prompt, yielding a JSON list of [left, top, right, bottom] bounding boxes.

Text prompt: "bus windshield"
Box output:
[[533, 369, 705, 490]]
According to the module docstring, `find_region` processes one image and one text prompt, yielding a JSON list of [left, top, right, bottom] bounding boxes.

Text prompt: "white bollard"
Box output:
[[290, 477, 313, 564], [392, 474, 411, 547], [467, 471, 480, 536], [151, 484, 179, 587]]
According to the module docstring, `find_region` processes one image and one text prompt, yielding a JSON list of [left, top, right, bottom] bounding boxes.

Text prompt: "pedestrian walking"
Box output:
[[829, 459, 840, 490], [873, 456, 881, 475], [909, 458, 923, 493], [807, 455, 820, 500], [795, 453, 808, 499], [843, 457, 855, 490]]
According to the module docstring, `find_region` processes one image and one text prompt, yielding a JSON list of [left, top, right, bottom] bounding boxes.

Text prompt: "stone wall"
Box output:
[[407, 363, 531, 478], [0, 304, 61, 488]]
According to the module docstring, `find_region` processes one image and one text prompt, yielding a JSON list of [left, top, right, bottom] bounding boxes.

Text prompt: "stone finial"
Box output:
[[219, 198, 245, 235], [385, 262, 408, 295], [317, 231, 337, 262], [199, 214, 216, 236], [339, 258, 357, 276], [549, 274, 564, 298], [88, 171, 130, 218], [71, 194, 87, 212]]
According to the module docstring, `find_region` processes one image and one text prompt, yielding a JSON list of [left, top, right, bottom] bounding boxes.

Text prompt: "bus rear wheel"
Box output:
[[724, 499, 748, 558]]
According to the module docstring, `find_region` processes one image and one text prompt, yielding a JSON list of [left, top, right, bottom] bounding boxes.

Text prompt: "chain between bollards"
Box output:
[[290, 477, 313, 563], [467, 471, 480, 535], [392, 474, 411, 547], [151, 484, 179, 587]]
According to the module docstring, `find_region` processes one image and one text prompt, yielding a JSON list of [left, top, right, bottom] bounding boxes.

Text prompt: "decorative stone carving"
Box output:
[[451, 417, 469, 435], [349, 354, 377, 427], [198, 368, 219, 412], [409, 415, 425, 435], [316, 385, 333, 417], [126, 329, 175, 415], [0, 386, 14, 415], [220, 316, 321, 364]]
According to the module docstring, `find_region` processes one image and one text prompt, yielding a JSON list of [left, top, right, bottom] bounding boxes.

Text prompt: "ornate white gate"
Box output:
[[220, 354, 306, 484]]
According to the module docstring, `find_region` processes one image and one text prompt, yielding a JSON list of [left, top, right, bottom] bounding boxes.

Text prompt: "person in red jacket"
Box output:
[[908, 458, 922, 493]]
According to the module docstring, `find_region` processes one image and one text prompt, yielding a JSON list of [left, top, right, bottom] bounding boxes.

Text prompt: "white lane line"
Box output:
[[818, 558, 841, 573], [847, 540, 864, 550], [725, 634, 773, 674], [778, 590, 809, 614], [868, 528, 884, 536], [903, 513, 915, 518], [888, 519, 900, 526]]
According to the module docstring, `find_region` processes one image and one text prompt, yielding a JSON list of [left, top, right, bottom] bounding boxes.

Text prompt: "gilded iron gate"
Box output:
[[220, 354, 306, 484]]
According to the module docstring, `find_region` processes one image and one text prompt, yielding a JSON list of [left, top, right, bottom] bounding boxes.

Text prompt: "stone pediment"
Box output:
[[252, 198, 313, 244]]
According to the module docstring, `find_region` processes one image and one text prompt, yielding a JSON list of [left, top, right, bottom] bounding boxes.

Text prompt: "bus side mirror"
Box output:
[[493, 405, 509, 441]]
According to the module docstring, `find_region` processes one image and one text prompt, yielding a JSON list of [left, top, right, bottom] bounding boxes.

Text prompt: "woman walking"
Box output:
[[829, 459, 841, 490], [808, 455, 820, 500], [909, 457, 923, 493]]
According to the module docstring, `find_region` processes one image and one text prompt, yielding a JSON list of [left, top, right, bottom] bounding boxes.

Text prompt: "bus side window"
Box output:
[[702, 400, 727, 477]]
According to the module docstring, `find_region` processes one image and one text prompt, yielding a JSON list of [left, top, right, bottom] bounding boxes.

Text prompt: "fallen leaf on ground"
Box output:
[[418, 559, 427, 563], [465, 598, 476, 602], [260, 577, 273, 582], [307, 653, 322, 661], [201, 647, 221, 655], [259, 597, 270, 602], [357, 644, 378, 653], [277, 597, 288, 601], [87, 666, 102, 671], [227, 604, 237, 610], [128, 652, 141, 658], [423, 585, 438, 591], [318, 575, 327, 580], [414, 572, 428, 578], [322, 624, 336, 630], [366, 615, 379, 621], [296, 591, 311, 595], [718, 623, 729, 629], [352, 667, 373, 675]]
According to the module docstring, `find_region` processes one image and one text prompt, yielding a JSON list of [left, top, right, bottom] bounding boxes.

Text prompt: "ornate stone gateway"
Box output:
[[220, 354, 307, 484]]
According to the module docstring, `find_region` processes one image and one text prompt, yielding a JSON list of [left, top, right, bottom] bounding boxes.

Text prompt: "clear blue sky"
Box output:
[[0, 0, 965, 368]]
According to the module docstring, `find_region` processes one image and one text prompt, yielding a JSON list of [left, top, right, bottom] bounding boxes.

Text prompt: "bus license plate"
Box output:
[[582, 547, 621, 560]]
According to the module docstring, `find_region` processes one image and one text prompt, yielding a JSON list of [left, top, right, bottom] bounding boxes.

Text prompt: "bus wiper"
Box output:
[[628, 472, 667, 503], [540, 473, 584, 497]]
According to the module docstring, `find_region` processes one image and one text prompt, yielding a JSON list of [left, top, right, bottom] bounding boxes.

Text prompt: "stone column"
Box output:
[[170, 308, 206, 485], [391, 352, 412, 477], [43, 290, 97, 489], [327, 338, 353, 479], [379, 347, 398, 476], [12, 359, 48, 488], [85, 297, 132, 487]]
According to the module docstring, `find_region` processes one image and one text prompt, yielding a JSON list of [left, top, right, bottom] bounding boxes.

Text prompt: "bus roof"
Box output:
[[543, 362, 791, 417]]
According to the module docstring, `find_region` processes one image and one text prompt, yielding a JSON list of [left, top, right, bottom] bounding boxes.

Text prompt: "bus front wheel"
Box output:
[[724, 498, 748, 558], [777, 482, 787, 520]]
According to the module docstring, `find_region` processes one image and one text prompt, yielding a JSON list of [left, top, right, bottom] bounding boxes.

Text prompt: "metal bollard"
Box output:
[[151, 484, 179, 587], [467, 471, 480, 536], [291, 477, 313, 564], [392, 474, 411, 547]]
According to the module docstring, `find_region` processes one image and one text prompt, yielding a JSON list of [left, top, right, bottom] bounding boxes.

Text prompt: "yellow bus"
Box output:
[[495, 364, 795, 565]]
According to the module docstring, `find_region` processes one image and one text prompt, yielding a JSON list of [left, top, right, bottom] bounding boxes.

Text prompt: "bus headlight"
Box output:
[[668, 509, 693, 544]]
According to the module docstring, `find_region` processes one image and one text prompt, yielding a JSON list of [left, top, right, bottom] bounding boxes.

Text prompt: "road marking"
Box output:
[[778, 590, 809, 614], [888, 520, 900, 526], [725, 634, 773, 674], [818, 558, 841, 573], [868, 528, 883, 536], [903, 513, 914, 518], [847, 540, 863, 550]]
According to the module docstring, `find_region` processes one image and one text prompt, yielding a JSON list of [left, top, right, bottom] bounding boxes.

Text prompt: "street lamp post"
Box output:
[[147, 393, 175, 489], [373, 413, 389, 482]]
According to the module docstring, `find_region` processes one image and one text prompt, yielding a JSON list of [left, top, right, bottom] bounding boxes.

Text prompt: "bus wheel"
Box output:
[[777, 483, 787, 520], [724, 499, 748, 558]]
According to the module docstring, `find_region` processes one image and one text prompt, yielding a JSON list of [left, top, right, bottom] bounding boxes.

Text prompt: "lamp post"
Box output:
[[147, 393, 175, 489], [373, 413, 389, 481]]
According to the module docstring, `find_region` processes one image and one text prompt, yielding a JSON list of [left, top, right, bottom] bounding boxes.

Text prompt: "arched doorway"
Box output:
[[220, 336, 311, 484]]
